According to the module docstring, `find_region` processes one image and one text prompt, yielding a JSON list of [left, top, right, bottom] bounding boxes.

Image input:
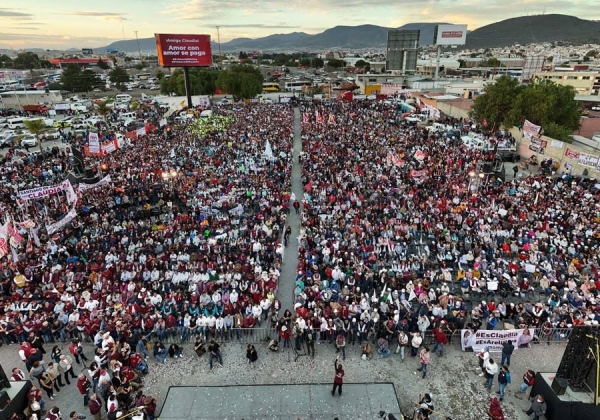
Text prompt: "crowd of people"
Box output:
[[1, 96, 599, 418], [1, 102, 294, 419], [270, 100, 600, 407]]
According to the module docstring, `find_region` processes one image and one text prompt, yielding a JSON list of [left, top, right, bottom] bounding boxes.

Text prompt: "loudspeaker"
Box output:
[[0, 390, 10, 410], [482, 162, 494, 173], [551, 377, 569, 396], [0, 364, 10, 389]]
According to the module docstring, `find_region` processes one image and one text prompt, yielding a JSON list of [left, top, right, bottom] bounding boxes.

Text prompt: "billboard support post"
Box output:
[[183, 67, 193, 108], [434, 45, 441, 80]]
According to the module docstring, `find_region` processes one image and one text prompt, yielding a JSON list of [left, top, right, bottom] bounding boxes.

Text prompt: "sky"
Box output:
[[0, 0, 599, 49]]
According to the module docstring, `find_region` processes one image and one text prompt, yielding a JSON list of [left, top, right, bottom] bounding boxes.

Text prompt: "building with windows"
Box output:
[[0, 90, 63, 108], [533, 71, 600, 95], [47, 58, 113, 69]]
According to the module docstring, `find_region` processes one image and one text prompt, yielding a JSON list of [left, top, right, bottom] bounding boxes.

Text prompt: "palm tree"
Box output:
[[23, 119, 46, 152], [95, 101, 111, 120]]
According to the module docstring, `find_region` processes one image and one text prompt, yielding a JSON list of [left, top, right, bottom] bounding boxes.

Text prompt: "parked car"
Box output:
[[53, 117, 74, 128], [70, 119, 88, 130], [20, 135, 38, 148], [42, 129, 61, 140]]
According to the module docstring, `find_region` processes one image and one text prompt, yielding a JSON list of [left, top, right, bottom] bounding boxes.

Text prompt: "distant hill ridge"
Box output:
[[87, 14, 600, 53]]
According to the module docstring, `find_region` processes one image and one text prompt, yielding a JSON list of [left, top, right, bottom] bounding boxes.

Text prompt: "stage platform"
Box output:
[[531, 373, 600, 420], [159, 383, 403, 420]]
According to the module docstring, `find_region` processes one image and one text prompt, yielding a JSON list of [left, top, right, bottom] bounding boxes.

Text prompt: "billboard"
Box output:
[[82, 48, 94, 55], [434, 24, 468, 46], [386, 30, 420, 72], [155, 34, 212, 67], [521, 55, 545, 82]]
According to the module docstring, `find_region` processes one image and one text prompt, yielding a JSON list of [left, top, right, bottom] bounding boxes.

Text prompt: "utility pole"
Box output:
[[215, 26, 223, 69], [134, 30, 143, 66]]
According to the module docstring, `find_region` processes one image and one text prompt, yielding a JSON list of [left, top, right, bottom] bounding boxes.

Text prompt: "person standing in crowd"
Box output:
[[396, 331, 409, 361], [39, 371, 56, 401], [208, 340, 223, 370], [476, 347, 490, 377], [410, 332, 422, 357], [334, 333, 346, 360], [305, 327, 315, 358], [59, 354, 77, 385], [417, 347, 430, 378], [76, 373, 91, 407], [331, 356, 344, 397], [431, 327, 448, 357], [246, 344, 258, 366], [69, 340, 88, 365], [10, 367, 26, 381], [496, 365, 511, 401], [484, 358, 499, 392], [516, 369, 536, 396], [501, 340, 515, 367], [88, 394, 102, 420], [45, 406, 62, 420], [524, 394, 547, 420]]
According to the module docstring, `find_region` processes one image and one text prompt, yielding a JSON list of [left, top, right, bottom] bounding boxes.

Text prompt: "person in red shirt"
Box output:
[[431, 327, 449, 356], [76, 373, 91, 406], [331, 356, 344, 396]]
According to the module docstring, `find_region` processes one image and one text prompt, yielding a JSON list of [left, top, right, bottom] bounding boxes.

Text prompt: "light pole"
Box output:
[[215, 26, 223, 69], [586, 334, 600, 406], [134, 30, 143, 66]]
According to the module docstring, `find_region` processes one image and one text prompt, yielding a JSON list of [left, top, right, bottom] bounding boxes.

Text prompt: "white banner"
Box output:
[[46, 207, 77, 235], [136, 127, 146, 137], [102, 141, 116, 154], [579, 152, 599, 168], [461, 328, 528, 352], [88, 132, 100, 154], [79, 175, 112, 192], [523, 119, 541, 139], [159, 118, 167, 127], [18, 180, 72, 201]]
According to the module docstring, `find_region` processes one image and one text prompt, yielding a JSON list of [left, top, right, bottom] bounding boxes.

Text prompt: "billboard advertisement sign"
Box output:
[[435, 24, 467, 46], [155, 34, 212, 67]]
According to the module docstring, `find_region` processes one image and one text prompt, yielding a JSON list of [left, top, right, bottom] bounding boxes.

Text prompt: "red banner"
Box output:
[[565, 148, 580, 159], [155, 34, 212, 67]]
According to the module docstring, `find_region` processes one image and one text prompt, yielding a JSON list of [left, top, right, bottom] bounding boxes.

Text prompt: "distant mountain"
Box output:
[[96, 23, 446, 53], [465, 14, 600, 48]]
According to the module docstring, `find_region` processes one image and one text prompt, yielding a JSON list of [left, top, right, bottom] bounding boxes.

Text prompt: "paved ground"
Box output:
[[159, 383, 402, 420], [276, 107, 304, 316], [1, 339, 566, 419]]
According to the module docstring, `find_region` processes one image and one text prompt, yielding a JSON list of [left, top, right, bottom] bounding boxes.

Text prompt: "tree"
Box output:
[[60, 65, 100, 92], [156, 70, 165, 80], [216, 64, 263, 101], [97, 58, 110, 70], [458, 59, 466, 68], [109, 66, 130, 88], [0, 54, 13, 68], [23, 119, 47, 151], [239, 51, 248, 59], [299, 58, 311, 67], [354, 60, 370, 71], [470, 75, 523, 129], [586, 50, 598, 58], [160, 68, 218, 96], [95, 101, 111, 119], [13, 52, 40, 69], [327, 59, 346, 69], [505, 78, 580, 140], [311, 57, 324, 68]]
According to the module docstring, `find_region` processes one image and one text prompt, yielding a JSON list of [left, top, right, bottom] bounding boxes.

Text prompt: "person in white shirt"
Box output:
[[230, 289, 239, 304], [215, 315, 224, 340], [251, 304, 263, 326], [259, 298, 271, 321]]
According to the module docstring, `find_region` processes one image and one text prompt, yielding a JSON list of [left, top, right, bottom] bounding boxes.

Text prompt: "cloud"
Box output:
[[0, 8, 34, 19], [66, 11, 128, 21], [200, 24, 301, 29]]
